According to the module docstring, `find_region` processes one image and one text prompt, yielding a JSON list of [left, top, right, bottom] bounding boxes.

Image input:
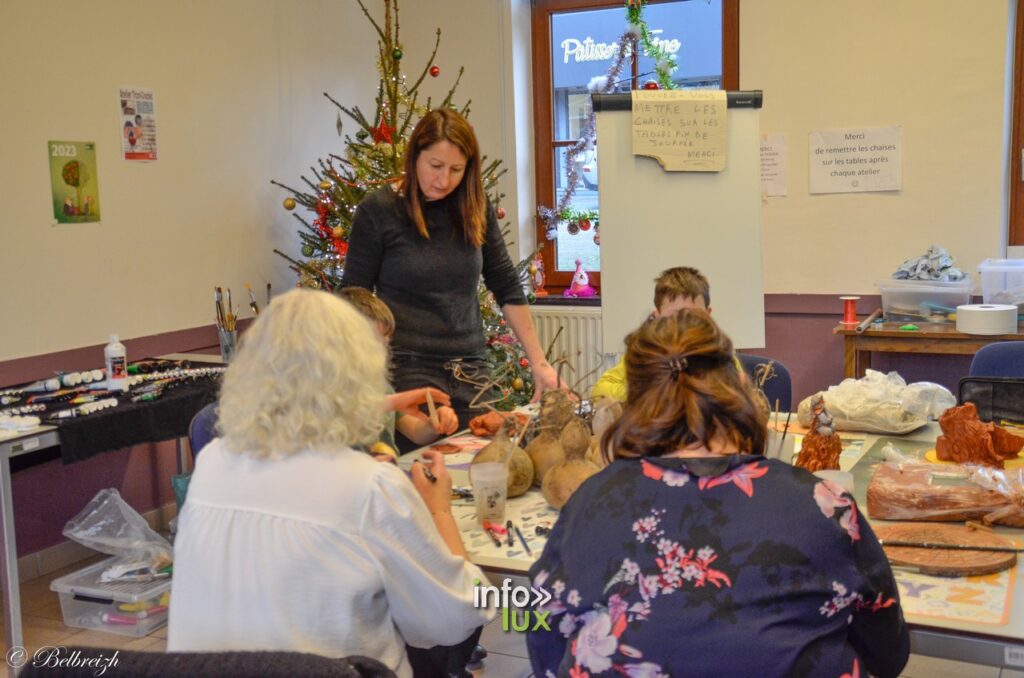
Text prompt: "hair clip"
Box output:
[[668, 356, 688, 379]]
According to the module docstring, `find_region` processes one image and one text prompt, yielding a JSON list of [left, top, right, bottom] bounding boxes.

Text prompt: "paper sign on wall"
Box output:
[[119, 87, 158, 161], [760, 133, 787, 197], [631, 89, 727, 171], [48, 141, 101, 224], [809, 125, 901, 194]]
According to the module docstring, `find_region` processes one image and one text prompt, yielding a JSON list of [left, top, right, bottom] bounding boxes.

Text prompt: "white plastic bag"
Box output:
[[63, 488, 172, 581], [797, 370, 955, 434]]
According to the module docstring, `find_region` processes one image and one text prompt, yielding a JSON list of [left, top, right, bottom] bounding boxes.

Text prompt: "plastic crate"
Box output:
[[978, 258, 1024, 307], [50, 558, 171, 637], [876, 278, 974, 324]]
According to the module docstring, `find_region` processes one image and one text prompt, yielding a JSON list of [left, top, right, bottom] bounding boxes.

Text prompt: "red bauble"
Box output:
[[496, 206, 506, 219], [579, 218, 591, 231], [643, 80, 660, 90], [429, 65, 440, 77], [519, 357, 530, 368]]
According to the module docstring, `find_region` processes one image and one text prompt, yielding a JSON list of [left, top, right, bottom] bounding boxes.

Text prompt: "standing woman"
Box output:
[[341, 108, 560, 448]]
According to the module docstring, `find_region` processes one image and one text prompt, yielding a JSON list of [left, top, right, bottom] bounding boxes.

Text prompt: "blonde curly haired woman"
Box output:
[[168, 289, 492, 678]]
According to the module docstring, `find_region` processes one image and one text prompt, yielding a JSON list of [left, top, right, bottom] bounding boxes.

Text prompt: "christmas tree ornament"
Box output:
[[429, 65, 440, 77], [579, 218, 591, 231], [496, 206, 506, 219], [643, 80, 659, 90], [519, 358, 529, 368], [283, 197, 297, 211], [594, 232, 601, 245], [301, 244, 315, 257], [512, 377, 524, 391], [528, 264, 537, 275], [371, 117, 396, 144], [356, 129, 369, 141], [332, 226, 344, 238], [336, 113, 344, 136], [546, 227, 558, 240], [567, 221, 580, 236], [392, 48, 403, 60], [318, 180, 332, 190], [527, 292, 537, 304], [563, 259, 598, 298]]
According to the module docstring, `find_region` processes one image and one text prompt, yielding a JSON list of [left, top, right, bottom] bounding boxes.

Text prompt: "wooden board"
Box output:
[[874, 523, 1017, 577], [923, 448, 1024, 469]]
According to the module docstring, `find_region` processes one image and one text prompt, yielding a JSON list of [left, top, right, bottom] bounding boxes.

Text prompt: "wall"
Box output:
[[742, 0, 1014, 294]]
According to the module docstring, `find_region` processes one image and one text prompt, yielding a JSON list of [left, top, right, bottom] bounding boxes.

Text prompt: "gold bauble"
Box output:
[[528, 265, 537, 275], [318, 180, 332, 190], [512, 377, 524, 391], [282, 197, 296, 211], [332, 226, 344, 238]]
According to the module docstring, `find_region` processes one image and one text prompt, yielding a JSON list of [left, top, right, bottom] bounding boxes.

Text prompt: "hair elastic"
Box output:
[[668, 356, 688, 379]]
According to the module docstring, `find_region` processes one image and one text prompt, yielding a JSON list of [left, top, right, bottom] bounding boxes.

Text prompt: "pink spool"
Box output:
[[839, 296, 861, 325]]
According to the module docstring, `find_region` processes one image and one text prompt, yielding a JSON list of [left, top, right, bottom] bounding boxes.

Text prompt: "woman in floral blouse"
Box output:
[[526, 310, 909, 678]]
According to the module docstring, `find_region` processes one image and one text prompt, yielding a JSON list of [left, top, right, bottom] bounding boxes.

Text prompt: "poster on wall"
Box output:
[[118, 86, 158, 161], [760, 133, 787, 197], [48, 141, 101, 224], [808, 125, 901, 194]]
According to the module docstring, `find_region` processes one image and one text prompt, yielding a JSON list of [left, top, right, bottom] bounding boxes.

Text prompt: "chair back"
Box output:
[[188, 401, 219, 459], [969, 341, 1024, 378], [737, 353, 793, 412]]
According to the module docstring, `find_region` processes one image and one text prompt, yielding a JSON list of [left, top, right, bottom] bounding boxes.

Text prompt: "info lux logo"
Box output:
[[473, 578, 553, 632]]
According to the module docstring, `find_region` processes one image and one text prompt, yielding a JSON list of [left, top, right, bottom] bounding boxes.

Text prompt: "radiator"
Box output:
[[530, 305, 615, 397]]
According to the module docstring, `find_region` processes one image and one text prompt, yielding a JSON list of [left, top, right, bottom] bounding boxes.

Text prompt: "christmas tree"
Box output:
[[272, 0, 535, 410]]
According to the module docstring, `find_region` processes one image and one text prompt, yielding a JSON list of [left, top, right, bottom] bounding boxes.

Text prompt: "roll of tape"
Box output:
[[956, 304, 1018, 335]]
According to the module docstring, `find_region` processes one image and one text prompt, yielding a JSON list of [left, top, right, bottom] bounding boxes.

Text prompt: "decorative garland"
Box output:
[[538, 0, 678, 240]]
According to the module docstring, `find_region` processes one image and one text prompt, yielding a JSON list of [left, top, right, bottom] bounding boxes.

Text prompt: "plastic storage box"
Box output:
[[876, 278, 974, 323], [50, 558, 171, 637], [978, 258, 1024, 307]]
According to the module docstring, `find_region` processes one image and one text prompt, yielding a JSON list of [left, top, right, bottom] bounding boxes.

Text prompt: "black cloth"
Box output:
[[19, 648, 395, 677], [340, 187, 527, 358], [57, 379, 219, 463], [959, 376, 1024, 424]]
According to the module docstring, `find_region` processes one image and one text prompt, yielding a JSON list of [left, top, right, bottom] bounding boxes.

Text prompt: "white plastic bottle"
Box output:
[[104, 334, 129, 392]]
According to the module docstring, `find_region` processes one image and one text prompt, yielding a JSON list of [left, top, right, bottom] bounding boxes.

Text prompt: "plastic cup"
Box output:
[[469, 462, 508, 526], [765, 429, 796, 463], [218, 329, 238, 363]]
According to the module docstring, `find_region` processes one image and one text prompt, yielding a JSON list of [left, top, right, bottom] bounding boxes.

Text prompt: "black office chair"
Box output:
[[969, 341, 1024, 378], [20, 648, 395, 677], [188, 401, 218, 460], [737, 353, 793, 412]]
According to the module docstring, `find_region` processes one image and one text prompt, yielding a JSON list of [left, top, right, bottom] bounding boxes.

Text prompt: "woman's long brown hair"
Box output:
[[602, 310, 767, 461], [401, 108, 487, 247]]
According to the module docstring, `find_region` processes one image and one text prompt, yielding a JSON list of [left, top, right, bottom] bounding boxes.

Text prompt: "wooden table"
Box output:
[[834, 322, 1024, 378]]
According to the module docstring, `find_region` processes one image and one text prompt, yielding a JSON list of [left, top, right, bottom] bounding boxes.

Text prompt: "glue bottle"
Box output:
[[104, 334, 129, 392]]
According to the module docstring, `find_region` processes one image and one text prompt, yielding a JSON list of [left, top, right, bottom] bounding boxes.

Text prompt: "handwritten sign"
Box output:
[[808, 125, 901, 194], [631, 89, 727, 171]]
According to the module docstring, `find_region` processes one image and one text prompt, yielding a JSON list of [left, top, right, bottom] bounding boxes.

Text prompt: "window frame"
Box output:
[[531, 0, 740, 293], [1009, 1, 1024, 246]]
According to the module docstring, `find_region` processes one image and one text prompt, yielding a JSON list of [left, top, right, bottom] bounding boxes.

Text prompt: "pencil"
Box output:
[[514, 524, 533, 557], [425, 389, 440, 429]]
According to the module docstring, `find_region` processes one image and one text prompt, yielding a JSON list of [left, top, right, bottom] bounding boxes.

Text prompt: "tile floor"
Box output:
[[1, 559, 1020, 677]]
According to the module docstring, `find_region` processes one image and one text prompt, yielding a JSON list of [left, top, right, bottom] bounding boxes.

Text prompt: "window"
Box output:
[[532, 0, 740, 292]]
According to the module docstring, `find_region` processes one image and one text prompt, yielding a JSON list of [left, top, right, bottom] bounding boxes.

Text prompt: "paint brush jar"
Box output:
[[218, 329, 237, 363]]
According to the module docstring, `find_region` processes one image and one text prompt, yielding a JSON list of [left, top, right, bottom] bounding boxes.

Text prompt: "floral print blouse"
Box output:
[[526, 454, 909, 678]]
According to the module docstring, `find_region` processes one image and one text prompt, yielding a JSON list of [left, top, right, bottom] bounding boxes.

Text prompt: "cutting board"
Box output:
[[874, 523, 1018, 577]]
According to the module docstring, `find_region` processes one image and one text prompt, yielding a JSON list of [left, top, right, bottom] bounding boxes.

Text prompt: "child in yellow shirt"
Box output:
[[593, 266, 739, 402]]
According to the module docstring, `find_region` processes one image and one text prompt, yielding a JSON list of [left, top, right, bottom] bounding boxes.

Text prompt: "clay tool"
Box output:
[[425, 390, 440, 429], [514, 524, 533, 557], [246, 283, 260, 315], [483, 525, 502, 547], [506, 520, 514, 546], [879, 540, 1024, 554], [855, 308, 883, 334]]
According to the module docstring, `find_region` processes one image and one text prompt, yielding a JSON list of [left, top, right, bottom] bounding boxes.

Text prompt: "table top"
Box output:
[[834, 321, 1024, 339], [407, 420, 1024, 644]]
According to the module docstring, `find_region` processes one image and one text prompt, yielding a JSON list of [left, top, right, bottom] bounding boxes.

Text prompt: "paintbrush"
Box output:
[[879, 540, 1024, 554]]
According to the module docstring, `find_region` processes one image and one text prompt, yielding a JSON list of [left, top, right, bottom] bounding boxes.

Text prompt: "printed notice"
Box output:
[[760, 133, 787, 197], [48, 141, 101, 224], [119, 86, 158, 161], [631, 89, 727, 172], [809, 125, 901, 194]]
